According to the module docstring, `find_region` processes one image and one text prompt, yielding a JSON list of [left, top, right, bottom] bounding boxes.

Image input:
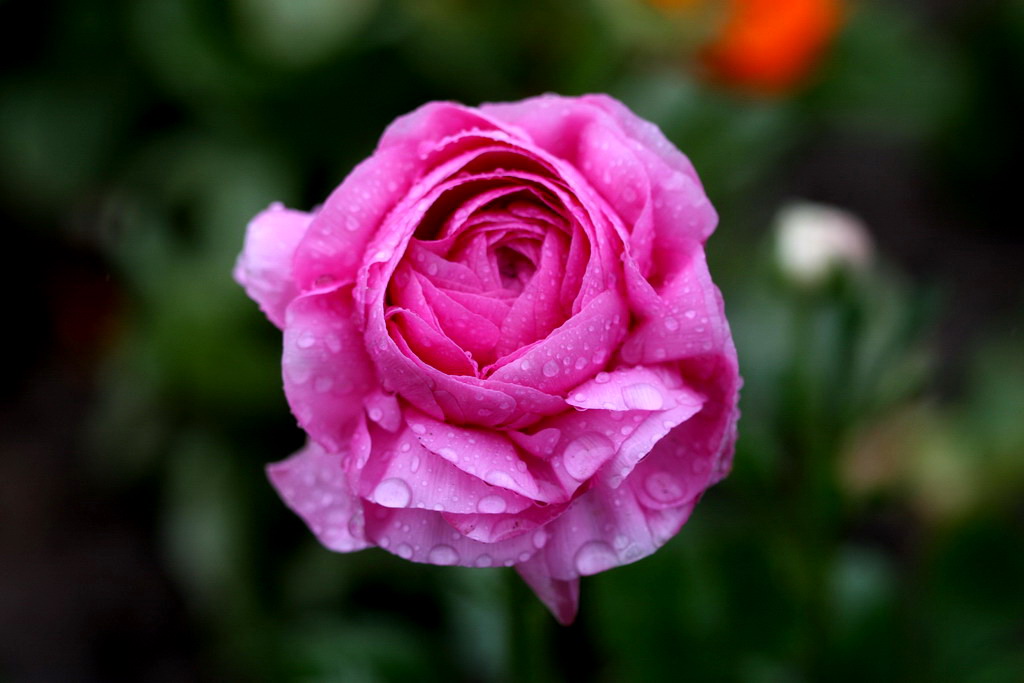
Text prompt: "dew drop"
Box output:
[[574, 541, 619, 576], [563, 432, 615, 481], [296, 332, 316, 349], [594, 372, 610, 384], [475, 554, 493, 568], [542, 360, 560, 378], [314, 376, 333, 394], [484, 470, 517, 490], [428, 544, 460, 566], [644, 471, 685, 504], [532, 528, 549, 549], [373, 478, 412, 508], [396, 543, 413, 559], [664, 317, 679, 331], [477, 495, 507, 514]]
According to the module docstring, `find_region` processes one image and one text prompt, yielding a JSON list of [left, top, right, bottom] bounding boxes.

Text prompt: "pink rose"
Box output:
[[235, 94, 740, 624]]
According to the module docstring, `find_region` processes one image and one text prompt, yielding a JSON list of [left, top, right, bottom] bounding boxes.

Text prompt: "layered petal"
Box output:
[[515, 553, 580, 626], [525, 482, 698, 582], [282, 286, 376, 453], [234, 204, 312, 328], [363, 505, 542, 568], [267, 441, 371, 553]]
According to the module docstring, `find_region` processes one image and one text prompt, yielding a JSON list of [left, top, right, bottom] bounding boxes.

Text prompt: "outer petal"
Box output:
[[566, 365, 704, 413], [283, 286, 376, 453], [234, 204, 313, 328], [291, 145, 422, 291], [515, 553, 580, 626], [357, 428, 534, 515], [267, 441, 371, 553], [404, 412, 555, 503], [621, 245, 732, 365], [528, 483, 697, 582], [480, 93, 716, 249], [362, 505, 542, 568]]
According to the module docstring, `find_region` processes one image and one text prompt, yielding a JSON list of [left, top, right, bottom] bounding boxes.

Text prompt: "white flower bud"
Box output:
[[774, 201, 874, 286]]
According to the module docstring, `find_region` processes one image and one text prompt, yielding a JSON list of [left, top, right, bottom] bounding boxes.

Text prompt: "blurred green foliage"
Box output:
[[3, 0, 1022, 681]]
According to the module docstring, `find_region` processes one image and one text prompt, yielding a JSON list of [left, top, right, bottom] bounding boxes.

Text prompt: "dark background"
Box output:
[[2, 0, 1022, 681]]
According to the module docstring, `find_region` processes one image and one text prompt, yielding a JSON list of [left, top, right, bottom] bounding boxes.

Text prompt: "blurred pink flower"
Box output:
[[235, 94, 740, 624]]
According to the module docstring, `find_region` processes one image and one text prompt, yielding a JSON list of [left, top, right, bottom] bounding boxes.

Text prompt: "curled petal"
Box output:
[[234, 204, 312, 328], [293, 146, 418, 291], [515, 553, 580, 626], [267, 441, 370, 553], [283, 287, 376, 453]]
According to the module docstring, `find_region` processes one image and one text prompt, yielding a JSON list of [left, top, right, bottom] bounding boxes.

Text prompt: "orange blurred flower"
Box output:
[[701, 0, 844, 92]]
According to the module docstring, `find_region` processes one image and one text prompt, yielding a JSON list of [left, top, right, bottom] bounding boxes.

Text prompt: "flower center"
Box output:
[[495, 245, 536, 295]]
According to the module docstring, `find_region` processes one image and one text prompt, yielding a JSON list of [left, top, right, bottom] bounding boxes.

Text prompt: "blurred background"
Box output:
[[2, 0, 1022, 680]]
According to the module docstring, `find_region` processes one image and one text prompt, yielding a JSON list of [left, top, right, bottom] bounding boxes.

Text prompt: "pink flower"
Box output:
[[235, 94, 740, 624]]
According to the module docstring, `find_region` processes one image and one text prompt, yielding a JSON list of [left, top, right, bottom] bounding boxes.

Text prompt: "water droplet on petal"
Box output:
[[396, 543, 413, 559], [484, 470, 517, 490], [542, 360, 560, 378], [296, 332, 316, 349], [532, 528, 549, 549], [644, 471, 685, 504], [563, 432, 615, 480], [477, 495, 507, 514], [428, 544, 460, 565], [373, 478, 412, 508], [574, 540, 619, 576], [594, 372, 610, 384], [475, 554, 493, 568]]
